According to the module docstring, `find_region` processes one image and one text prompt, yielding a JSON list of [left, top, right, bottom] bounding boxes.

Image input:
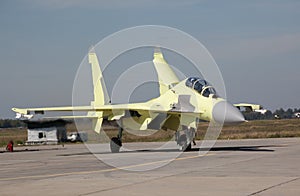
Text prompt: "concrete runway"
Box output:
[[0, 138, 300, 196]]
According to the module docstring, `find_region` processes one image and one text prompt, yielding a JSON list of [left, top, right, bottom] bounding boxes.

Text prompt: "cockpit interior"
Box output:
[[185, 77, 218, 97]]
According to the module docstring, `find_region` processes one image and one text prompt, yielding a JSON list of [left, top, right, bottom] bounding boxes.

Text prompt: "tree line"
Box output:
[[0, 119, 25, 128], [243, 108, 300, 121]]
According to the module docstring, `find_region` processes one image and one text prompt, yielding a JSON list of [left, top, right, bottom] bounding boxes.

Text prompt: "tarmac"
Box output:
[[0, 138, 300, 196]]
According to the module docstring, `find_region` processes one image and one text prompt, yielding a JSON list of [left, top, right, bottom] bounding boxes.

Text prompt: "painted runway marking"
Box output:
[[0, 153, 214, 181]]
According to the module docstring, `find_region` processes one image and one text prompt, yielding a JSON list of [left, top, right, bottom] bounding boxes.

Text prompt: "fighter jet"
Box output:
[[234, 103, 267, 114], [12, 49, 245, 152]]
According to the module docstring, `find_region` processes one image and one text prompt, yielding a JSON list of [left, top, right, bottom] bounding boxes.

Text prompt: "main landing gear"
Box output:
[[110, 126, 123, 153], [175, 126, 196, 152], [110, 125, 196, 153]]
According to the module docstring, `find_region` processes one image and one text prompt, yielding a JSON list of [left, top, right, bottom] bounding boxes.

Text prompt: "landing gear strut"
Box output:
[[110, 126, 123, 153], [176, 126, 196, 152], [178, 134, 192, 151]]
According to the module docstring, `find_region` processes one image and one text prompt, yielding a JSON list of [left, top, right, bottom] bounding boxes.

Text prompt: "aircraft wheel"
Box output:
[[178, 134, 192, 152], [110, 137, 122, 153]]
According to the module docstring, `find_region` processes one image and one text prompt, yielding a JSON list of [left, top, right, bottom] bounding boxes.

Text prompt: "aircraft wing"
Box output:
[[12, 103, 202, 132], [12, 103, 203, 117], [12, 106, 93, 115]]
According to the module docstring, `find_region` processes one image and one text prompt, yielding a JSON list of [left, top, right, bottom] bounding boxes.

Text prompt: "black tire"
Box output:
[[185, 143, 192, 151], [110, 137, 122, 153]]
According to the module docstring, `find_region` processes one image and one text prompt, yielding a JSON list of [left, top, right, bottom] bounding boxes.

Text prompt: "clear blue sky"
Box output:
[[0, 0, 299, 118]]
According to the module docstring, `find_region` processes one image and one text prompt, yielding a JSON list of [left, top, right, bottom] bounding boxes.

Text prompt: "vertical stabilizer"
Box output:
[[88, 47, 109, 106], [88, 48, 109, 133], [153, 48, 180, 95]]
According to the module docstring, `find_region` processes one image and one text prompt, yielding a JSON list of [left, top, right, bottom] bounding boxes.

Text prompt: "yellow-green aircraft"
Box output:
[[12, 49, 245, 152]]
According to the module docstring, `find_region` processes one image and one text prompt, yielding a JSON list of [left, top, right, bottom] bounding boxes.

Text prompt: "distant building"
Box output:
[[24, 120, 69, 145]]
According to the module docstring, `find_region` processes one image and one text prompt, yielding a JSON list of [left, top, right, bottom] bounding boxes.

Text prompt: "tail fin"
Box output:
[[88, 48, 109, 133], [88, 47, 109, 106], [153, 48, 180, 95]]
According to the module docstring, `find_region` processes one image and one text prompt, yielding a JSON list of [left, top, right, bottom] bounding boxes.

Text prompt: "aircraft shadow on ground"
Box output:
[[59, 145, 277, 156]]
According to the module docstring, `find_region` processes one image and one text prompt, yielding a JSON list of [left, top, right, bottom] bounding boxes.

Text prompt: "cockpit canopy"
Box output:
[[185, 77, 217, 97]]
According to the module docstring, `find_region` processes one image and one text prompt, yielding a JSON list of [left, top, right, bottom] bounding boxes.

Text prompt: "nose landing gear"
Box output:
[[176, 126, 196, 151]]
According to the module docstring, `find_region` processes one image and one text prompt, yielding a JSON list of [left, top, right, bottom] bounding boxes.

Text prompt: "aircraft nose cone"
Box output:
[[212, 101, 245, 124]]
